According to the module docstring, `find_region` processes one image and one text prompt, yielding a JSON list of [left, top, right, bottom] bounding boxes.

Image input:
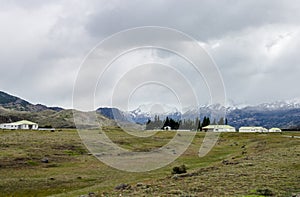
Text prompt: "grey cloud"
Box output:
[[85, 0, 300, 41], [205, 24, 300, 105], [0, 0, 300, 109]]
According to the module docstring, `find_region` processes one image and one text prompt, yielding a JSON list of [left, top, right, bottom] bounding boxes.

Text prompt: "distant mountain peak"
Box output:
[[131, 103, 181, 115], [243, 100, 300, 111]]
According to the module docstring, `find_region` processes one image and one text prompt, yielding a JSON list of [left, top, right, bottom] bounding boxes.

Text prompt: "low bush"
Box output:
[[172, 164, 187, 174]]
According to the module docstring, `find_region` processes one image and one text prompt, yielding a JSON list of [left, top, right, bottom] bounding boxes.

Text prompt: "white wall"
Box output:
[[0, 124, 38, 130], [0, 124, 18, 129]]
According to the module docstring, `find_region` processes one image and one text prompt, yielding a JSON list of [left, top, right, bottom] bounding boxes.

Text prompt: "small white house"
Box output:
[[239, 126, 268, 133], [164, 126, 171, 130], [0, 120, 38, 130], [269, 128, 282, 132], [202, 125, 236, 132]]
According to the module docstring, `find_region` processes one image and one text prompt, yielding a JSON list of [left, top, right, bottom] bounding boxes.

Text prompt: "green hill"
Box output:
[[0, 91, 115, 128]]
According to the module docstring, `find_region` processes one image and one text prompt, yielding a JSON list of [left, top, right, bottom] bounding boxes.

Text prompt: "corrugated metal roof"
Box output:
[[239, 126, 264, 129], [202, 125, 235, 129], [7, 120, 37, 125], [269, 128, 282, 131]]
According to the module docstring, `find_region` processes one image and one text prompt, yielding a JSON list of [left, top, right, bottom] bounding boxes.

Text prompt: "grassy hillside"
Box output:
[[0, 107, 116, 128], [0, 128, 299, 196], [0, 91, 53, 112], [0, 91, 117, 128]]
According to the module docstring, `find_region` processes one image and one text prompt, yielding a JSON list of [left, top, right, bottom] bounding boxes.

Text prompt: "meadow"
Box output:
[[0, 127, 299, 196]]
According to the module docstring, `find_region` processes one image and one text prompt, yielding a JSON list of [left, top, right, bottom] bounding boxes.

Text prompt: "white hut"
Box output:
[[269, 128, 282, 132], [163, 126, 171, 130], [202, 125, 236, 132], [0, 120, 38, 130], [239, 126, 268, 133]]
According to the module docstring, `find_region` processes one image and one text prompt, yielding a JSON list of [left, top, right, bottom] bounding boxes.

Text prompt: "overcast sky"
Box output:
[[1, 0, 300, 110]]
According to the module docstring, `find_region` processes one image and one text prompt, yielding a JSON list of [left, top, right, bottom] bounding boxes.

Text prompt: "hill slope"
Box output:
[[0, 91, 114, 128], [0, 91, 63, 112]]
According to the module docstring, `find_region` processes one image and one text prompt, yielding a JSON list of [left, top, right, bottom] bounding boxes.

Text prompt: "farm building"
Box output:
[[239, 126, 268, 133], [202, 125, 236, 132], [0, 120, 38, 130], [269, 128, 282, 132], [163, 126, 171, 130]]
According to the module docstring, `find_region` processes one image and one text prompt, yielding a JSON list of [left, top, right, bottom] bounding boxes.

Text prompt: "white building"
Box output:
[[269, 128, 282, 132], [202, 125, 236, 132], [0, 120, 38, 130], [163, 126, 171, 130], [239, 126, 268, 133]]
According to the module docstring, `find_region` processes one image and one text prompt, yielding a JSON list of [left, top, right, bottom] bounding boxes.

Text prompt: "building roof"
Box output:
[[202, 125, 235, 129], [5, 120, 37, 126], [239, 126, 265, 129], [269, 127, 282, 131]]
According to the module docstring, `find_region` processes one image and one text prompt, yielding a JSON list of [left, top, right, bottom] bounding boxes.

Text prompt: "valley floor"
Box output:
[[0, 128, 299, 196]]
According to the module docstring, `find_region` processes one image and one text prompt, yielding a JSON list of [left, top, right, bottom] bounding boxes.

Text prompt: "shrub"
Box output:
[[44, 125, 53, 128], [256, 188, 273, 196], [172, 164, 187, 174]]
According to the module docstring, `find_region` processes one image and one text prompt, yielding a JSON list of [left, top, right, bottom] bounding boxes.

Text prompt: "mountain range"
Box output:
[[97, 102, 300, 130], [1, 91, 300, 130]]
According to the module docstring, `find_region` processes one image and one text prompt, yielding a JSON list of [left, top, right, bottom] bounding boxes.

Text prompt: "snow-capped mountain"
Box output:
[[96, 99, 300, 129], [226, 100, 300, 129], [98, 103, 235, 124], [242, 100, 300, 111], [129, 104, 182, 124]]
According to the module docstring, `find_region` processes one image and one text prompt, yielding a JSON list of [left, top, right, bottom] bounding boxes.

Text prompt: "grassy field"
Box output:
[[0, 128, 299, 196]]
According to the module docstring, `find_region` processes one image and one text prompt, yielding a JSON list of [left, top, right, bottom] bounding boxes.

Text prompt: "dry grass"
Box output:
[[0, 128, 299, 196]]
